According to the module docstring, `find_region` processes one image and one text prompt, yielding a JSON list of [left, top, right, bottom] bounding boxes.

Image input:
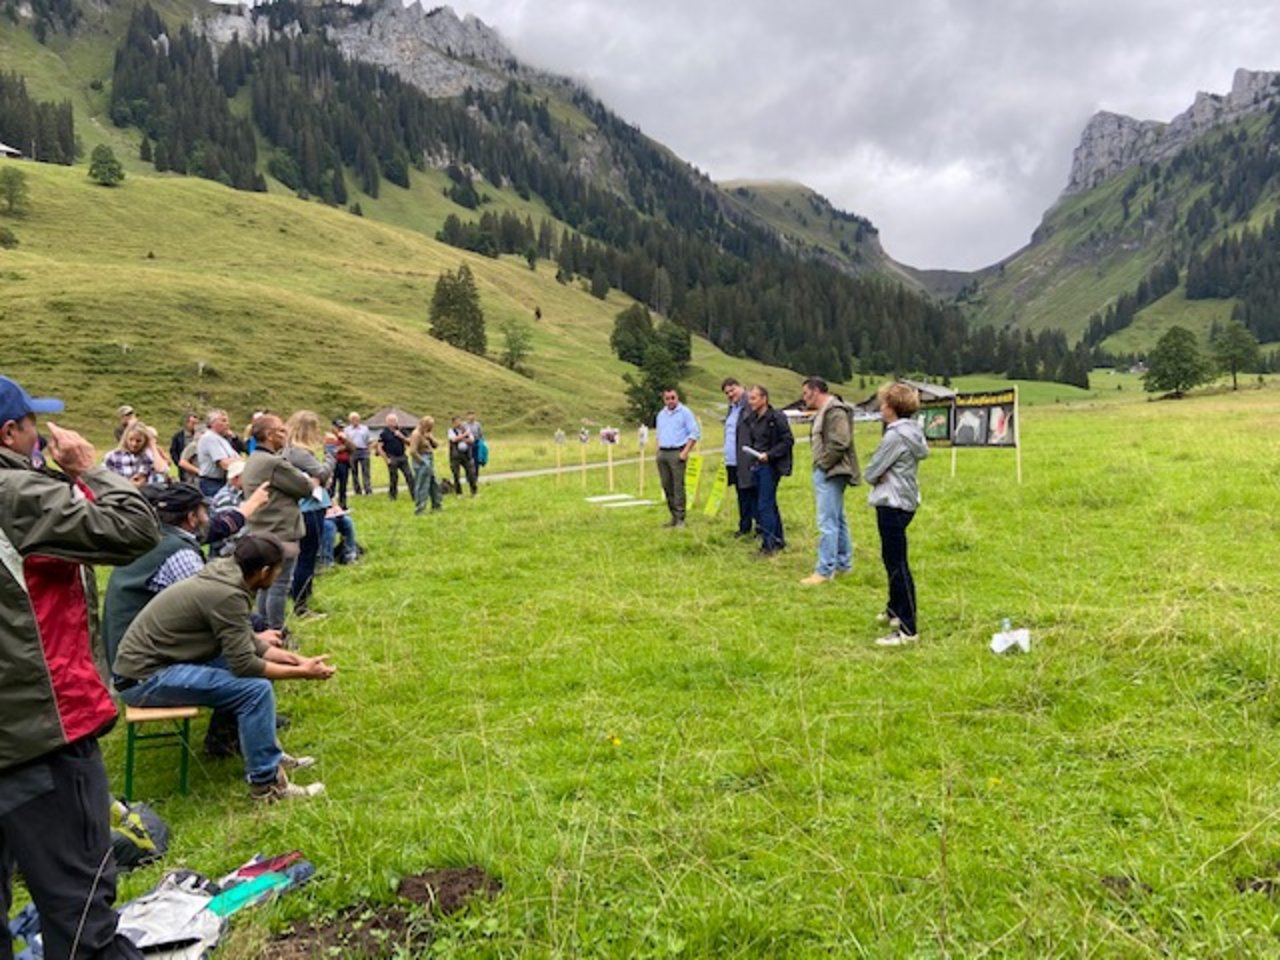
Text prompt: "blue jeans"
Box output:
[[292, 511, 324, 614], [812, 468, 851, 576], [256, 552, 298, 630], [751, 463, 785, 551], [321, 515, 358, 565], [412, 455, 442, 513], [119, 659, 282, 785]]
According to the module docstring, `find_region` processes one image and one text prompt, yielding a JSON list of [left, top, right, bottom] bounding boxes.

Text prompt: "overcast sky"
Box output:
[[442, 0, 1280, 271]]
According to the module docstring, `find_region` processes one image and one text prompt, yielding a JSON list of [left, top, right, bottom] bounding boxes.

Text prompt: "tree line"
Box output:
[[101, 2, 1108, 387], [0, 72, 74, 164]]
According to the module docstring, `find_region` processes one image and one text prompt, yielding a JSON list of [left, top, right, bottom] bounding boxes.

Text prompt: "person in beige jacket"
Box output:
[[241, 414, 316, 628], [800, 377, 861, 585]]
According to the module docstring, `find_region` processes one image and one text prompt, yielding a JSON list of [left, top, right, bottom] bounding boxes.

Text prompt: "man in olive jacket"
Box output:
[[800, 376, 861, 585], [0, 375, 160, 960], [241, 414, 316, 629]]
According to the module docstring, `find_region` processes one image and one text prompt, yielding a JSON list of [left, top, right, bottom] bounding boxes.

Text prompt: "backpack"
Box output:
[[475, 437, 489, 467], [111, 799, 171, 870]]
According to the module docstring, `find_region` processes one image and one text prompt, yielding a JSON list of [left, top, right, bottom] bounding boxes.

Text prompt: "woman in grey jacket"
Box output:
[[864, 383, 929, 646]]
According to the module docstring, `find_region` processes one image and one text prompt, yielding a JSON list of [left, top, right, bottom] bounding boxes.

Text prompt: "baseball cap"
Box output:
[[142, 481, 208, 515], [226, 458, 246, 481], [0, 375, 64, 426], [117, 404, 136, 418]]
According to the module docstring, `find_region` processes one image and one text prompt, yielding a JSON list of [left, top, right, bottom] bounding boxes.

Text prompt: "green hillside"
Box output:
[[720, 179, 921, 288], [965, 109, 1280, 354], [0, 160, 810, 440]]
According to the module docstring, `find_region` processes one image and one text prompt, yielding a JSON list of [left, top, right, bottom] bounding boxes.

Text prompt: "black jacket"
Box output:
[[736, 406, 794, 488]]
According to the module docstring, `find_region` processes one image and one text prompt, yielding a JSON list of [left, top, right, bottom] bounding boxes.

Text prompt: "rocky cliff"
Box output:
[[199, 1, 567, 99], [1064, 68, 1280, 196]]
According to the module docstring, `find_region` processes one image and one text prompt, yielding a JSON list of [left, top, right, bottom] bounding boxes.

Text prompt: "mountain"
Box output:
[[6, 0, 1038, 397], [961, 68, 1280, 360]]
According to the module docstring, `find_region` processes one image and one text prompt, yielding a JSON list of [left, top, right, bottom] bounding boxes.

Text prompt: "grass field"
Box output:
[[0, 159, 815, 442], [93, 382, 1280, 958]]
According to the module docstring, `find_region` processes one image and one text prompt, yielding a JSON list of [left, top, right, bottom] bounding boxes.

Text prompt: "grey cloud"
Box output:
[[452, 0, 1280, 269]]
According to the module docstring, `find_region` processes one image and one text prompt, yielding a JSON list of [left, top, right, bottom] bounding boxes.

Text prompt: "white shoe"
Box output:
[[280, 752, 316, 771], [875, 611, 901, 628], [875, 629, 918, 647]]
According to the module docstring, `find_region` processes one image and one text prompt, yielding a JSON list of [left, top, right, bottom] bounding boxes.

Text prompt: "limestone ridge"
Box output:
[[1064, 68, 1280, 196], [200, 1, 573, 100]]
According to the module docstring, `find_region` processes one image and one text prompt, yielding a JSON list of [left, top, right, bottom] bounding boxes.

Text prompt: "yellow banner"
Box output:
[[684, 453, 705, 508], [703, 463, 727, 516]]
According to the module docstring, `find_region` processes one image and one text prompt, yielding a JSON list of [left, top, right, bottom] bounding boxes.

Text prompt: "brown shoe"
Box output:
[[799, 573, 832, 586]]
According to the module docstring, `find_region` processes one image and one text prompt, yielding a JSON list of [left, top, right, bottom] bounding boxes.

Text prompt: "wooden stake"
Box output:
[[1014, 385, 1023, 485]]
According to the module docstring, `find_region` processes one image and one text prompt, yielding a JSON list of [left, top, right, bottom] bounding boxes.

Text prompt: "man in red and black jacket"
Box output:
[[0, 374, 160, 960]]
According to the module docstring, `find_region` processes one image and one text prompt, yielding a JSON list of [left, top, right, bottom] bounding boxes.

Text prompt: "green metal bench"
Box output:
[[123, 705, 200, 802]]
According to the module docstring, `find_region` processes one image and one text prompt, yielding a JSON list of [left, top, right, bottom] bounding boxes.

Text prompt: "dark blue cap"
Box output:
[[0, 375, 64, 425]]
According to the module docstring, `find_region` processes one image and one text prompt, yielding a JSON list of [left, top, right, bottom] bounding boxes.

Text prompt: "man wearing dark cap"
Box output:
[[114, 534, 335, 802], [0, 374, 160, 960]]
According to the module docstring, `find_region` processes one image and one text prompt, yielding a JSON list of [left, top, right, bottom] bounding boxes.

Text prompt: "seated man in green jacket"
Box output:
[[114, 534, 335, 802]]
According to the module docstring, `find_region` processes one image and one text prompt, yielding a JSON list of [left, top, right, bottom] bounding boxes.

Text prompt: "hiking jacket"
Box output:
[[865, 418, 929, 512], [810, 396, 861, 484], [0, 448, 160, 773], [242, 447, 313, 543], [735, 406, 794, 488]]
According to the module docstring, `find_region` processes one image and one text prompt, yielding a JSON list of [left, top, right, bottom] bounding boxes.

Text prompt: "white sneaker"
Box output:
[[250, 772, 325, 802], [280, 752, 316, 771], [875, 629, 919, 647], [875, 611, 901, 628]]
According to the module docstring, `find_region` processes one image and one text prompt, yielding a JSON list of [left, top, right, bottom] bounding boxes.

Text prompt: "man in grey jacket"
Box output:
[[800, 377, 861, 585], [241, 414, 316, 629], [0, 375, 160, 960]]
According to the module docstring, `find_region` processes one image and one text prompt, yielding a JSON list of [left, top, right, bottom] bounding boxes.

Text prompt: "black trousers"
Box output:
[[450, 453, 478, 495], [330, 460, 349, 508], [876, 505, 918, 636], [725, 465, 756, 534], [385, 456, 415, 500], [0, 738, 143, 960]]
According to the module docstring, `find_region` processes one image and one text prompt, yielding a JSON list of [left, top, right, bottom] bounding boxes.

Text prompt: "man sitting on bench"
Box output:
[[113, 534, 336, 802]]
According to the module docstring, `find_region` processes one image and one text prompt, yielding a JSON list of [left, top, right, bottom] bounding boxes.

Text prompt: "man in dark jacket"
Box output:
[[736, 385, 794, 556], [168, 412, 199, 482], [0, 375, 160, 960]]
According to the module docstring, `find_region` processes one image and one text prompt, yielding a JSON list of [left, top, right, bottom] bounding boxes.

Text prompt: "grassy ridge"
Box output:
[[99, 385, 1280, 957], [0, 160, 807, 438]]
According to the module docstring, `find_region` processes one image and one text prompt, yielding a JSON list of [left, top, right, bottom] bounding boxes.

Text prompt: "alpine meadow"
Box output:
[[6, 0, 1280, 957]]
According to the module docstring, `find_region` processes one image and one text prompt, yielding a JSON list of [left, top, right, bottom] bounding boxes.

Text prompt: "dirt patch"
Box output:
[[1236, 862, 1280, 895], [397, 866, 502, 914], [267, 867, 501, 958], [268, 906, 431, 959]]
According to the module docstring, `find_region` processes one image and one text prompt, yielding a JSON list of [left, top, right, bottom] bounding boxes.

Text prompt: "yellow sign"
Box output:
[[684, 453, 705, 508], [703, 464, 727, 516]]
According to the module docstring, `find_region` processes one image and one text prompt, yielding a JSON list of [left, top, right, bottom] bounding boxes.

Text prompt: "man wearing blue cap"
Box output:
[[0, 374, 160, 959]]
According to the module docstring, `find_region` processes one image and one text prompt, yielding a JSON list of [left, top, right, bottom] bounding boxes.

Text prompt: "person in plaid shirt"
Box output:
[[104, 422, 169, 485]]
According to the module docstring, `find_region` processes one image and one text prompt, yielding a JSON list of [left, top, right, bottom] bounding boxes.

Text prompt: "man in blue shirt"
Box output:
[[654, 388, 700, 527], [720, 378, 755, 538]]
